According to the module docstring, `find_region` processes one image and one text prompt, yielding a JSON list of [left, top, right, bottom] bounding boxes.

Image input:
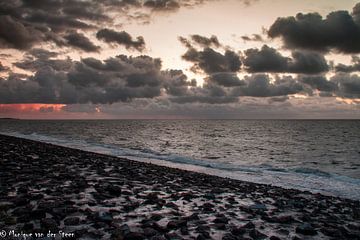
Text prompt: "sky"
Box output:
[[0, 0, 360, 119]]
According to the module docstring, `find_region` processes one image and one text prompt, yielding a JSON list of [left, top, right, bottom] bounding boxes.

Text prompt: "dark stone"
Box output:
[[296, 223, 317, 236], [231, 226, 246, 236], [243, 221, 255, 229], [249, 229, 267, 240], [125, 232, 146, 240], [214, 216, 229, 224], [269, 236, 281, 240], [97, 212, 113, 224], [143, 228, 158, 237], [222, 233, 237, 240], [64, 217, 80, 226], [41, 218, 58, 232], [214, 223, 226, 230], [151, 214, 163, 221], [32, 209, 46, 219]]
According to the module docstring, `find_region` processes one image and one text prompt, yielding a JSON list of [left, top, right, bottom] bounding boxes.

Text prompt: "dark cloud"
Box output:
[[241, 34, 263, 42], [206, 72, 244, 87], [335, 56, 360, 73], [0, 62, 8, 72], [243, 45, 329, 74], [143, 0, 180, 11], [179, 35, 221, 49], [96, 28, 145, 52], [0, 15, 43, 50], [64, 32, 100, 52], [182, 47, 241, 74], [299, 75, 338, 92], [1, 54, 196, 104], [25, 11, 95, 32], [28, 48, 59, 59], [331, 73, 360, 98], [268, 6, 360, 53], [232, 74, 304, 97], [190, 35, 221, 48]]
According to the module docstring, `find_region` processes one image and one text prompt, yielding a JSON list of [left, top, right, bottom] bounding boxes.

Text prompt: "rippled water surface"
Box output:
[[1, 119, 360, 199]]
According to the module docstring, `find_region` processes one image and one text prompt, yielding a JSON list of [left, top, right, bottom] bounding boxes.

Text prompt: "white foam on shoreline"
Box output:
[[2, 131, 360, 201]]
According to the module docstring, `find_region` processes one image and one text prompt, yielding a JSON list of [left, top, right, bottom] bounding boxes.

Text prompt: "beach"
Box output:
[[0, 134, 359, 240]]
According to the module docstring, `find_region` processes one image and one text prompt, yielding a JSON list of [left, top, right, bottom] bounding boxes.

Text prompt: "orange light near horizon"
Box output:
[[0, 104, 66, 113]]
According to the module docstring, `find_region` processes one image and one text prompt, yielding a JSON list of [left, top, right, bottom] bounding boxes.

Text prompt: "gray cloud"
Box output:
[[268, 5, 360, 53], [64, 31, 100, 52], [241, 34, 263, 42], [1, 54, 193, 104], [190, 35, 221, 48], [182, 47, 241, 74], [143, 0, 180, 12], [231, 74, 304, 97], [0, 62, 8, 72], [243, 45, 329, 74], [331, 73, 360, 98], [335, 56, 360, 73], [96, 28, 145, 52], [299, 75, 338, 93], [0, 15, 43, 50]]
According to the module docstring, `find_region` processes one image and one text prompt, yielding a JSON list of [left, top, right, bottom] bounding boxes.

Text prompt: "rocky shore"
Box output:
[[0, 134, 359, 240]]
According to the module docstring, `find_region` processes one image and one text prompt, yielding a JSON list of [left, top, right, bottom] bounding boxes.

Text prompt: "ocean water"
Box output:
[[1, 119, 360, 200]]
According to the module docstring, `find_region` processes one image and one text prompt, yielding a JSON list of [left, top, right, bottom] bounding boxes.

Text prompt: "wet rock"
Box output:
[[106, 185, 122, 197], [269, 236, 281, 240], [230, 226, 246, 236], [222, 233, 237, 240], [296, 223, 317, 236], [41, 218, 58, 232], [180, 226, 189, 235], [167, 220, 187, 230], [64, 217, 80, 226], [249, 229, 267, 239], [214, 223, 226, 230], [249, 204, 267, 211], [97, 212, 113, 224], [151, 214, 163, 221], [243, 221, 255, 229], [165, 232, 182, 240], [125, 232, 146, 240], [143, 227, 158, 237], [213, 216, 229, 224]]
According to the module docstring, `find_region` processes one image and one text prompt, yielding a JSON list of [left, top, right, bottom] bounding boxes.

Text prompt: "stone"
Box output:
[[64, 217, 80, 226], [249, 229, 267, 240], [296, 223, 317, 236]]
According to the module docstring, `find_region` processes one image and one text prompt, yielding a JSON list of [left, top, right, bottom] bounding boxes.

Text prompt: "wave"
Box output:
[[2, 131, 360, 200]]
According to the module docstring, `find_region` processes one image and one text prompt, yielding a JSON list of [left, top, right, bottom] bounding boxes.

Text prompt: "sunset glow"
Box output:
[[0, 104, 66, 113]]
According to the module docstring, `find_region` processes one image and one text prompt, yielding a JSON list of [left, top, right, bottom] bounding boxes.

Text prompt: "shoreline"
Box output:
[[0, 134, 359, 239]]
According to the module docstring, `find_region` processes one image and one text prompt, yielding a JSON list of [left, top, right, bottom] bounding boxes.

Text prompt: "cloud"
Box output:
[[243, 45, 329, 74], [0, 62, 8, 72], [206, 72, 244, 87], [28, 48, 59, 59], [335, 56, 360, 73], [231, 74, 304, 97], [2, 54, 195, 104], [182, 47, 241, 74], [268, 4, 360, 53], [241, 34, 263, 42], [331, 73, 360, 98], [299, 75, 338, 92], [190, 35, 221, 48], [0, 15, 43, 50], [96, 28, 146, 51], [143, 0, 180, 12], [64, 31, 100, 52]]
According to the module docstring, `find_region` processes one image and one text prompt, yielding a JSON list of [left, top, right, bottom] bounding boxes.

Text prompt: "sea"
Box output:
[[1, 119, 359, 200]]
